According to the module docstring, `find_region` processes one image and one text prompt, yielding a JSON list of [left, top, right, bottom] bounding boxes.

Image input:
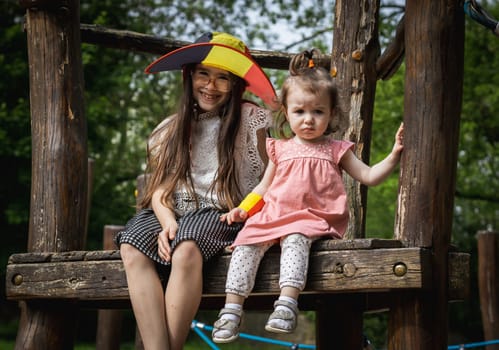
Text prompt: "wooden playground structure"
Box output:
[[9, 0, 499, 349]]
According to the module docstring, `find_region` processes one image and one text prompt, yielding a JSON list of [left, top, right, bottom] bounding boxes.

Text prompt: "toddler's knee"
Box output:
[[285, 233, 311, 247]]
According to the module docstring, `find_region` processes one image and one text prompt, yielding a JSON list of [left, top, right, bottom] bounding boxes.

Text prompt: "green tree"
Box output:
[[0, 0, 31, 338]]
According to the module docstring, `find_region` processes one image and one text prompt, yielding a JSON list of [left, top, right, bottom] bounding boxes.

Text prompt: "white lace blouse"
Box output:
[[150, 102, 272, 216]]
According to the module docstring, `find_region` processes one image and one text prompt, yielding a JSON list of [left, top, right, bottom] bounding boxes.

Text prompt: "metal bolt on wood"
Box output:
[[393, 262, 407, 277], [343, 263, 357, 277], [13, 274, 23, 286]]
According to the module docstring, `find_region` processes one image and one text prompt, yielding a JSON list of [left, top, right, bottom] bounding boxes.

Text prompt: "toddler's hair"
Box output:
[[274, 49, 337, 139]]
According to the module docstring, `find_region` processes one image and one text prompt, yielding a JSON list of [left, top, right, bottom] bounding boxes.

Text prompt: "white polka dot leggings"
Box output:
[[225, 233, 313, 298]]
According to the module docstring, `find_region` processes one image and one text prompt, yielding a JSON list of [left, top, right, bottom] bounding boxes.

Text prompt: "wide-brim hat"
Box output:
[[145, 32, 276, 107]]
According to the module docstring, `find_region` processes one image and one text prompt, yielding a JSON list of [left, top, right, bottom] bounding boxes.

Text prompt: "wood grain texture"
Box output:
[[6, 242, 469, 304]]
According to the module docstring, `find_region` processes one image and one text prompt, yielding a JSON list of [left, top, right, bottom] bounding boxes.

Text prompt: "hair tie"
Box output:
[[308, 59, 315, 68]]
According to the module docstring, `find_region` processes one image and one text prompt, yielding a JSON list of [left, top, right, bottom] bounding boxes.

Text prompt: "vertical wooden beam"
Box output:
[[331, 0, 381, 240], [390, 0, 464, 349], [22, 0, 87, 252], [84, 158, 94, 248], [316, 295, 364, 350], [319, 1, 380, 347], [477, 231, 499, 350], [96, 226, 125, 350], [15, 0, 87, 349]]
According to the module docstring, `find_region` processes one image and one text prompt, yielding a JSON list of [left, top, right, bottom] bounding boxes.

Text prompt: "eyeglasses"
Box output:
[[192, 69, 232, 92]]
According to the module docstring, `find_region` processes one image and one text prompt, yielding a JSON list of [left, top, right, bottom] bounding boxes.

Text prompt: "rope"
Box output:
[[190, 322, 221, 350], [464, 0, 499, 37], [448, 339, 499, 349], [191, 320, 499, 350], [191, 320, 316, 349]]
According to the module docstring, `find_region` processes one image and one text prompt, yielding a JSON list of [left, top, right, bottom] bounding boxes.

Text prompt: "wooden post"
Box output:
[[477, 230, 499, 350], [84, 158, 94, 248], [96, 225, 125, 350], [316, 295, 365, 350], [319, 1, 380, 348], [15, 0, 87, 349], [390, 0, 464, 349], [331, 0, 380, 240]]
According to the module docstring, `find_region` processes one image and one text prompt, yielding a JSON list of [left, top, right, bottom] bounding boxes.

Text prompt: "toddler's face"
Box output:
[[285, 85, 332, 143]]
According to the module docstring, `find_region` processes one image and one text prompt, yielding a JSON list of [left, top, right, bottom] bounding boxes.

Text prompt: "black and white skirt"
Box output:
[[115, 207, 242, 267]]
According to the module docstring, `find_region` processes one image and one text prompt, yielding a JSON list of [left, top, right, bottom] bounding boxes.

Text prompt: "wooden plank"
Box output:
[[7, 247, 466, 301], [7, 260, 129, 300], [7, 238, 403, 264], [80, 24, 305, 71], [204, 247, 431, 294], [6, 250, 469, 311]]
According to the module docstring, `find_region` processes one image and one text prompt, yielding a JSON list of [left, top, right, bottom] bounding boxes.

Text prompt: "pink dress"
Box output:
[[232, 137, 354, 246]]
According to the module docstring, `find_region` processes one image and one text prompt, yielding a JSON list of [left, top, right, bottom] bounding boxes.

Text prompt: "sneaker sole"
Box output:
[[265, 324, 295, 334]]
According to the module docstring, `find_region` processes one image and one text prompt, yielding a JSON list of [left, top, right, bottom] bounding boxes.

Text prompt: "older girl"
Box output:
[[116, 32, 276, 350]]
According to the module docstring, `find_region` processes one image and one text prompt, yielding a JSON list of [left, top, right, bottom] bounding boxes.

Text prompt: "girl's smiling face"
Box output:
[[285, 84, 333, 144], [192, 64, 232, 112]]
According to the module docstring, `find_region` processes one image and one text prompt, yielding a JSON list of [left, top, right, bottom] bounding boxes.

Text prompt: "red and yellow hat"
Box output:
[[145, 32, 276, 107]]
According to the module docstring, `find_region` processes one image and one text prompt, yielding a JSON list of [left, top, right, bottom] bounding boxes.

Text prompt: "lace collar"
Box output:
[[194, 110, 219, 121]]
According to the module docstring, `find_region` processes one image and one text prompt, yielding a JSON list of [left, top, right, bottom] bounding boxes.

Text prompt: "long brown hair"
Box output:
[[139, 64, 247, 211]]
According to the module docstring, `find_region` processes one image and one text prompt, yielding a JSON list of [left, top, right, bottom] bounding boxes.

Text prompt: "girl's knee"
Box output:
[[120, 244, 150, 269], [171, 241, 202, 269]]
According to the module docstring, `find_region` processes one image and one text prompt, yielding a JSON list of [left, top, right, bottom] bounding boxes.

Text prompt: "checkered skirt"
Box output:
[[115, 207, 242, 266]]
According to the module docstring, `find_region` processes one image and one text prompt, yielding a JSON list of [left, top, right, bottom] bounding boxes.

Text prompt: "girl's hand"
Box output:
[[391, 123, 404, 159], [157, 218, 178, 262], [220, 207, 248, 225]]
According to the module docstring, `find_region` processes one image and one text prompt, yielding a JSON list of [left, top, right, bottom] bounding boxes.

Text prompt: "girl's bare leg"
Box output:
[[120, 243, 169, 350], [164, 241, 204, 350]]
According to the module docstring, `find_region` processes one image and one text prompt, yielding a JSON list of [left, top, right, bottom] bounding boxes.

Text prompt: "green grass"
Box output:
[[0, 340, 15, 350]]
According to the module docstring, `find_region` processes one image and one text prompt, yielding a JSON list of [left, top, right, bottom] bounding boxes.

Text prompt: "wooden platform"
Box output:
[[6, 238, 470, 310]]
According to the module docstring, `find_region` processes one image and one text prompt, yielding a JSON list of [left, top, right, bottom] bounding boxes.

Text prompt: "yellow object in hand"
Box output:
[[238, 192, 265, 217]]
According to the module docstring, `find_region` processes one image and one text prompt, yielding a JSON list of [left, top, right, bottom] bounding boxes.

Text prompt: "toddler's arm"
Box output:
[[221, 159, 277, 225], [221, 207, 249, 225], [341, 123, 404, 186]]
